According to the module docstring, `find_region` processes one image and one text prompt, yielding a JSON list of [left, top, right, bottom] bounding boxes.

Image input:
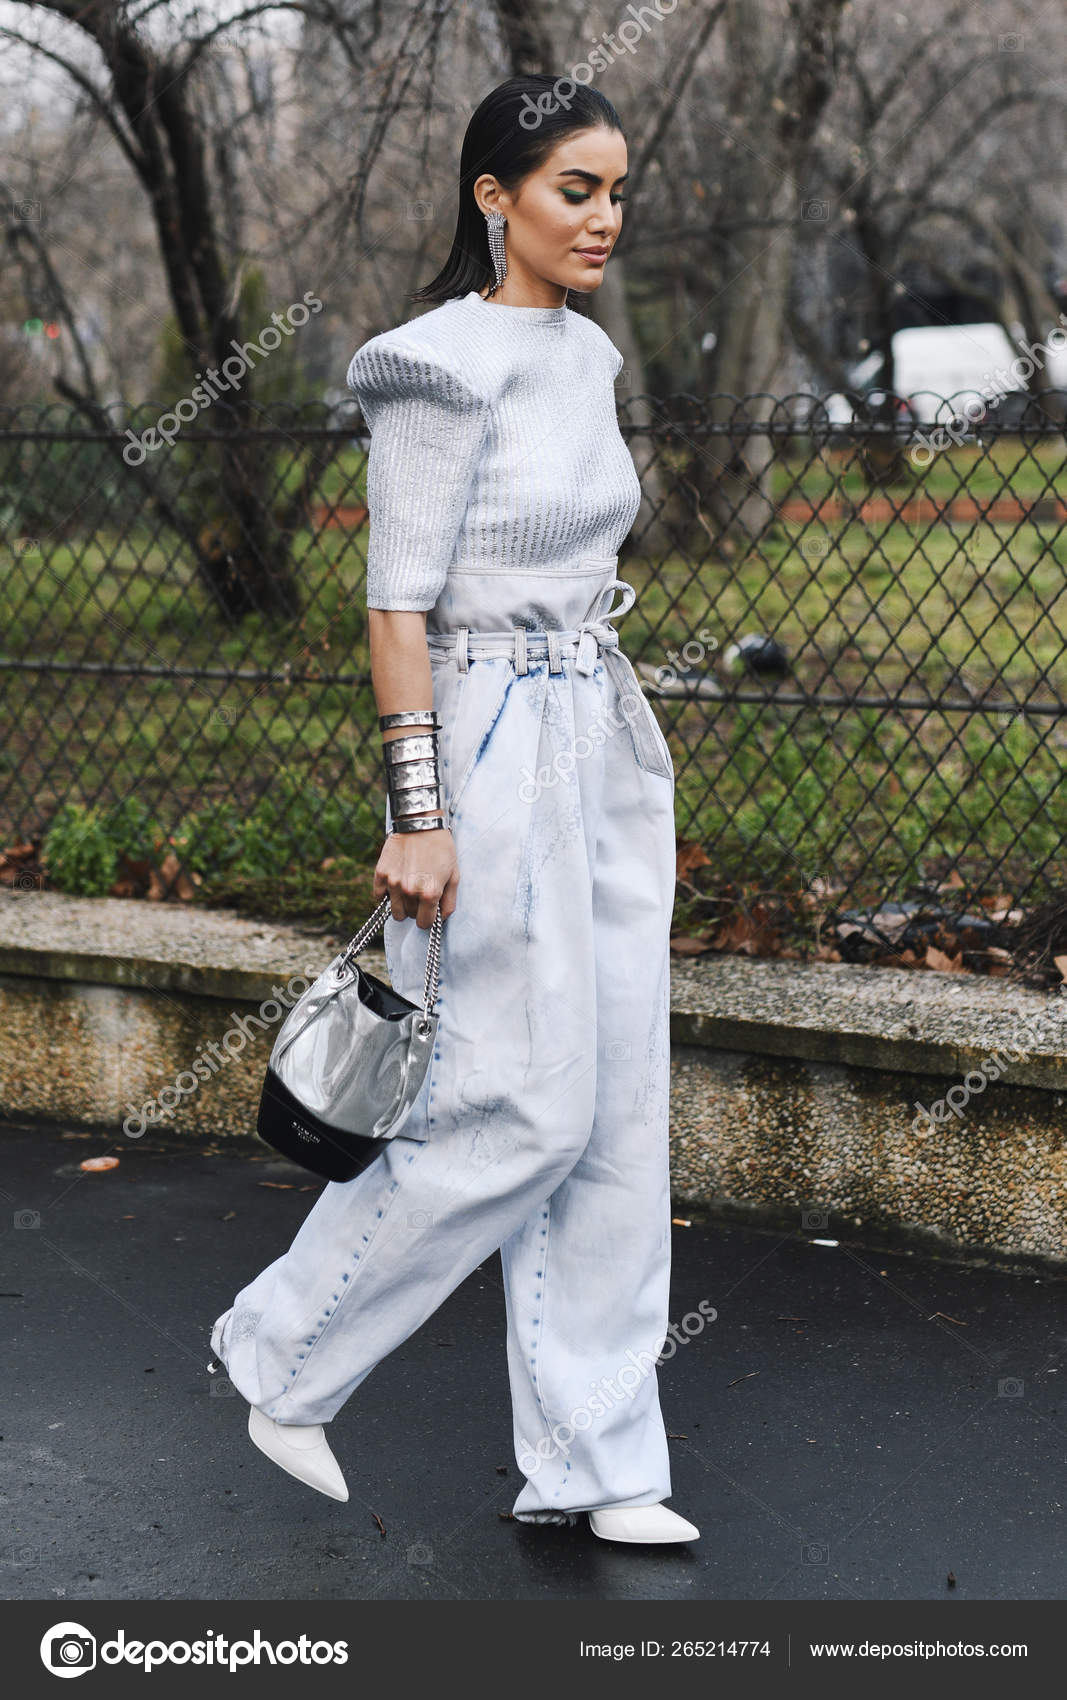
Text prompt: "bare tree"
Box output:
[[1, 0, 403, 617], [796, 1, 1067, 435], [6, 0, 1066, 587], [688, 0, 849, 537]]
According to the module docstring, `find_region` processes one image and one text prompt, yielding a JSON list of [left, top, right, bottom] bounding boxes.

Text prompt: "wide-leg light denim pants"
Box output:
[[212, 559, 678, 1523]]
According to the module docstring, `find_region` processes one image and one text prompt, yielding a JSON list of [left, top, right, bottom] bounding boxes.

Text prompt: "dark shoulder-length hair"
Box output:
[[410, 74, 625, 310]]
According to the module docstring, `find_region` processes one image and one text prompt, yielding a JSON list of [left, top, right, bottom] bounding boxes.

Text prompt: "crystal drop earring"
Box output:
[[484, 208, 508, 295]]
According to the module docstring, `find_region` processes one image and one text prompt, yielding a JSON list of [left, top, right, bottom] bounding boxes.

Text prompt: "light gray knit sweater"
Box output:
[[346, 289, 642, 612]]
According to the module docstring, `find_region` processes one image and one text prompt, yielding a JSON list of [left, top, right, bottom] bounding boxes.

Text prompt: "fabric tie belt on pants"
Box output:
[[425, 578, 667, 776]]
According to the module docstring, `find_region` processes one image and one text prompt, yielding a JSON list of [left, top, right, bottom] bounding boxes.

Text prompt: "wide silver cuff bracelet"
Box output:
[[391, 815, 446, 833], [383, 724, 447, 829], [379, 709, 441, 732]]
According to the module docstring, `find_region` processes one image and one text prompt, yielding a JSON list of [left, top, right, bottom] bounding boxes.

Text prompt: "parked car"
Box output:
[[803, 322, 1067, 436]]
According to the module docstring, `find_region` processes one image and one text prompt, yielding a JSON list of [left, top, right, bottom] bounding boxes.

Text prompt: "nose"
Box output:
[[586, 203, 619, 241]]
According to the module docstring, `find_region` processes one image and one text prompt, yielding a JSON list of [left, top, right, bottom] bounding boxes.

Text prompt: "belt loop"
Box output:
[[547, 629, 562, 674], [513, 626, 528, 675], [456, 627, 470, 672]]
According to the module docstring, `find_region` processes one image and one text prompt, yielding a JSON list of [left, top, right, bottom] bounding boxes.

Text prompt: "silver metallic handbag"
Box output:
[[256, 895, 443, 1182]]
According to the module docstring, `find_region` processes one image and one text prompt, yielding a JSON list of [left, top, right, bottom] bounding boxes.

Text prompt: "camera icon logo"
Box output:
[[40, 1622, 96, 1677]]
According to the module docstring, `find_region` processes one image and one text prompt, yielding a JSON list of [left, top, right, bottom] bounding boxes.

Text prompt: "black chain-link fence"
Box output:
[[3, 390, 1066, 917]]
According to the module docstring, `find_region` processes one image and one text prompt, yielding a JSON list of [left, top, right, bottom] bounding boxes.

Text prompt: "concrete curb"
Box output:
[[2, 889, 1065, 1265]]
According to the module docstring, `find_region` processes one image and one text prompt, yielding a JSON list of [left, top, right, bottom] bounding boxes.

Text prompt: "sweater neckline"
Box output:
[[462, 289, 568, 324]]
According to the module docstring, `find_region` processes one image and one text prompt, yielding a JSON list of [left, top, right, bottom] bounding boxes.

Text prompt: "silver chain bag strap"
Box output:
[[256, 896, 443, 1182]]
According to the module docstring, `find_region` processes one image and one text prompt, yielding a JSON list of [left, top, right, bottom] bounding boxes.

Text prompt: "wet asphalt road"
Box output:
[[2, 1119, 1065, 1603]]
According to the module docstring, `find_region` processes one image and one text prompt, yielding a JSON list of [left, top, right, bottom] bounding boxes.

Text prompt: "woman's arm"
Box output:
[[369, 608, 459, 929], [347, 335, 490, 930]]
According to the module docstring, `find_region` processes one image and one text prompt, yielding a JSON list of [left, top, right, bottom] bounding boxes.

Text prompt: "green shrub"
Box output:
[[42, 802, 119, 896], [104, 795, 164, 860]]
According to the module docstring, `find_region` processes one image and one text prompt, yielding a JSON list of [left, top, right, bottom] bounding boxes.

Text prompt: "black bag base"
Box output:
[[256, 1066, 387, 1183]]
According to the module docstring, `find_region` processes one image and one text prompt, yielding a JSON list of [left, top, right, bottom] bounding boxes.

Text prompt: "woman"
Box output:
[[210, 73, 698, 1546]]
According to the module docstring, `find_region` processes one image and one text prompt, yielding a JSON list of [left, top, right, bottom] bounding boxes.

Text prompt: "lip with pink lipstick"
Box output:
[[574, 246, 609, 265]]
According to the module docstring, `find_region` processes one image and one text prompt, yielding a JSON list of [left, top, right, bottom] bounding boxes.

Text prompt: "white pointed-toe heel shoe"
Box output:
[[246, 1405, 350, 1503], [588, 1503, 700, 1543]]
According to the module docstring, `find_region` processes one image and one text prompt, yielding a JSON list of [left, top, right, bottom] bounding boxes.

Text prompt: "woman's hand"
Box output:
[[373, 823, 459, 928]]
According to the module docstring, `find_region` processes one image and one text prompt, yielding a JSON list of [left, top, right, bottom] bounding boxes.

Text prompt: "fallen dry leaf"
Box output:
[[80, 1155, 119, 1171], [670, 933, 715, 955], [872, 948, 922, 969], [924, 944, 966, 973], [109, 853, 156, 899], [147, 850, 200, 901], [676, 840, 712, 879], [711, 904, 781, 955], [0, 841, 38, 884]]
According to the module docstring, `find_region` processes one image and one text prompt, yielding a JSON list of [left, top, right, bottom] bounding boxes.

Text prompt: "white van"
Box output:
[[846, 322, 1067, 424]]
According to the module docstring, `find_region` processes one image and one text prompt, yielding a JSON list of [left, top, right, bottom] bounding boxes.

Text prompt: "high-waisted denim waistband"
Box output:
[[425, 578, 636, 677], [424, 579, 672, 780]]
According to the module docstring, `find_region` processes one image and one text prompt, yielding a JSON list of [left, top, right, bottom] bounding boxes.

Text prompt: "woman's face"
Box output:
[[474, 125, 628, 299]]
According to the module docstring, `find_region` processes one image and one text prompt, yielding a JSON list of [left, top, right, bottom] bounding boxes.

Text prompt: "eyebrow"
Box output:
[[555, 168, 629, 186]]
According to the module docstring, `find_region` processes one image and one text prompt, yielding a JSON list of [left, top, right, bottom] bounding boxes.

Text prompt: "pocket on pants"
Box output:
[[442, 660, 515, 821], [632, 690, 675, 781]]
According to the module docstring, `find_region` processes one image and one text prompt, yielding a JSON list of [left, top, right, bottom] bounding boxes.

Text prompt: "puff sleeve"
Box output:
[[347, 336, 491, 611]]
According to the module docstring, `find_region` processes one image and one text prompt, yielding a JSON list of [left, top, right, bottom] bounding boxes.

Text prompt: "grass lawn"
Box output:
[[5, 431, 1066, 924]]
